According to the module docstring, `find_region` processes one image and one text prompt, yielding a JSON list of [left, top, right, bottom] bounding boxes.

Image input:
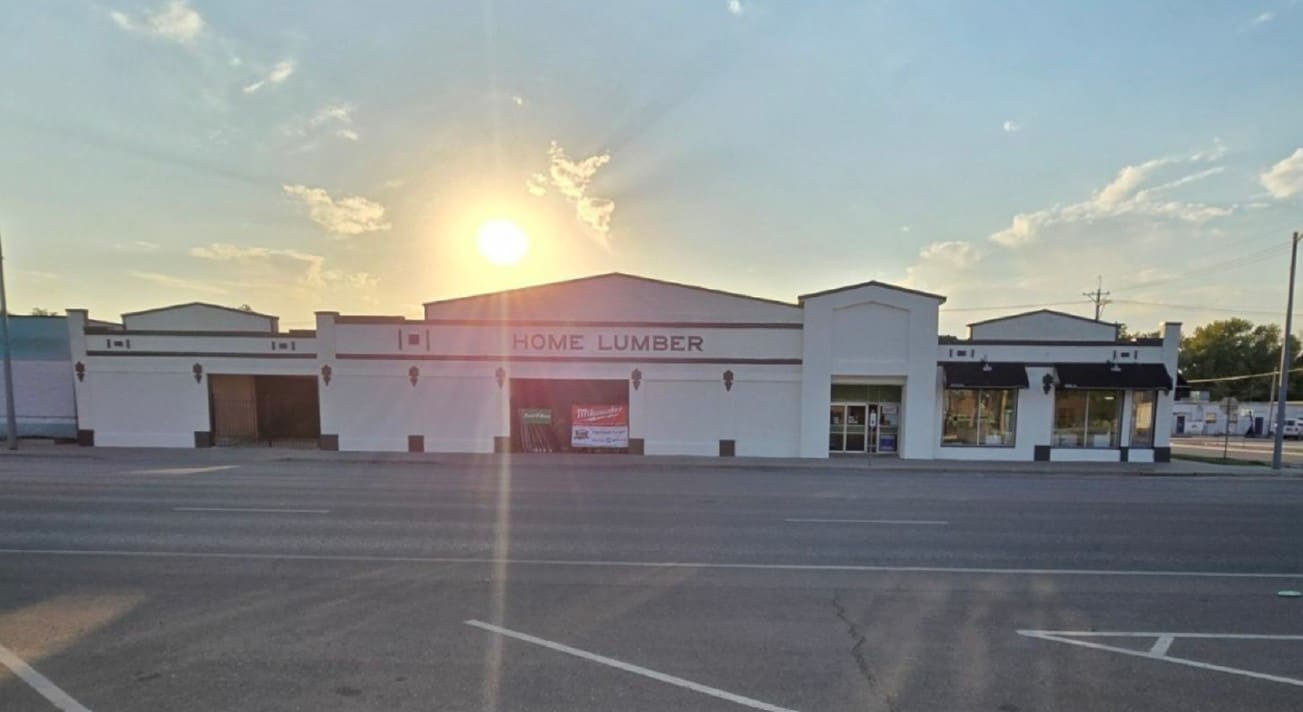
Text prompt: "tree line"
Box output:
[[1175, 318, 1301, 401]]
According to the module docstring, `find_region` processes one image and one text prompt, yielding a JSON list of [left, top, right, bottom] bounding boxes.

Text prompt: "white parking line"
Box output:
[[172, 507, 330, 514], [1149, 634, 1175, 656], [1019, 629, 1303, 688], [128, 466, 238, 475], [1, 548, 1301, 580], [786, 518, 948, 525], [466, 620, 798, 712], [0, 641, 93, 712]]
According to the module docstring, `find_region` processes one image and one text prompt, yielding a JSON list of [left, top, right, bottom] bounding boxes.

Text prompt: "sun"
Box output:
[[476, 219, 529, 265]]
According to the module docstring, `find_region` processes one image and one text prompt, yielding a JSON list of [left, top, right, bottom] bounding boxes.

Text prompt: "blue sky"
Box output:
[[2, 1, 1301, 332]]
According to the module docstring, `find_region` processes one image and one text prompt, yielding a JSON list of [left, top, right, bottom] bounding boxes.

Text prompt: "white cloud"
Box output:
[[189, 243, 377, 290], [243, 59, 295, 93], [129, 270, 229, 295], [1261, 147, 1303, 199], [990, 146, 1232, 247], [1251, 11, 1275, 26], [282, 184, 391, 236], [1002, 120, 1022, 133], [727, 0, 745, 15], [526, 141, 616, 244], [283, 103, 359, 145], [110, 0, 204, 44], [511, 95, 525, 106], [113, 240, 161, 252]]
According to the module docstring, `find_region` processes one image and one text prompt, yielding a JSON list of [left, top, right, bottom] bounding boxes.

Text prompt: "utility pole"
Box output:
[[0, 231, 17, 450], [1272, 231, 1302, 469], [1083, 276, 1111, 321]]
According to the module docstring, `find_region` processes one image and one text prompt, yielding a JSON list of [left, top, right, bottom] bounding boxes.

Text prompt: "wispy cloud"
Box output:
[[990, 144, 1231, 247], [189, 243, 376, 290], [1002, 120, 1022, 133], [282, 184, 391, 236], [526, 141, 615, 244], [285, 102, 359, 144], [109, 0, 204, 44], [129, 270, 229, 295], [1250, 11, 1275, 26], [243, 59, 295, 93], [1261, 147, 1303, 199], [727, 0, 745, 16], [113, 240, 161, 252], [20, 270, 60, 282]]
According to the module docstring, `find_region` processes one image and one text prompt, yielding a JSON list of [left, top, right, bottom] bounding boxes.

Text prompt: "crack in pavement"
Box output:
[[832, 592, 899, 712]]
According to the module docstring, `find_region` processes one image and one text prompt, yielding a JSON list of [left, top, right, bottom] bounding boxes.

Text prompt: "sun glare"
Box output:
[[476, 219, 529, 266]]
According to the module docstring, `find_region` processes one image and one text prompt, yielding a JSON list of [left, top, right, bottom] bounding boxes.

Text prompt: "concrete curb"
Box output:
[[1, 443, 1291, 478]]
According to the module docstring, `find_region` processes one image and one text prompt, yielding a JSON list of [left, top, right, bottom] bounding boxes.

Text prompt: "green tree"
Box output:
[[1118, 323, 1160, 340], [29, 307, 57, 316], [1179, 319, 1300, 401]]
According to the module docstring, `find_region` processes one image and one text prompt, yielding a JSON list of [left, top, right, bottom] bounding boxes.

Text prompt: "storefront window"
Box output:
[[1053, 390, 1123, 448], [1130, 391, 1156, 448], [942, 389, 1017, 447]]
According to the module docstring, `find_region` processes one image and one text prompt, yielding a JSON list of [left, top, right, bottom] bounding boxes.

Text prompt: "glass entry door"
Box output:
[[829, 403, 871, 452]]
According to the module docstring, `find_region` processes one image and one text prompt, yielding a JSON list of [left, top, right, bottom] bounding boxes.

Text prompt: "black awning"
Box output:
[[1055, 363, 1173, 391], [942, 362, 1029, 389]]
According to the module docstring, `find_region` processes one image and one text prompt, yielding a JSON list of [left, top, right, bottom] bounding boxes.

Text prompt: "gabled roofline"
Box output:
[[422, 272, 801, 310], [798, 280, 947, 303], [966, 308, 1117, 328], [120, 301, 278, 321]]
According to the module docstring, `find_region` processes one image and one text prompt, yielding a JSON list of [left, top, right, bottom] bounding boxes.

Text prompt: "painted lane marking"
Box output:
[[1018, 630, 1303, 688], [1149, 634, 1175, 657], [0, 548, 1301, 580], [466, 620, 798, 712], [785, 518, 948, 525], [0, 640, 93, 712], [172, 507, 330, 514], [127, 466, 238, 475]]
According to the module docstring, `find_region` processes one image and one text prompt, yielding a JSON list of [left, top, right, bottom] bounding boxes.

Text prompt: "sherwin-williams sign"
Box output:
[[571, 404, 629, 448]]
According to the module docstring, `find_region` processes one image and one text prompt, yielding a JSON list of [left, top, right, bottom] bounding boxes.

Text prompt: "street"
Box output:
[[1, 451, 1301, 711]]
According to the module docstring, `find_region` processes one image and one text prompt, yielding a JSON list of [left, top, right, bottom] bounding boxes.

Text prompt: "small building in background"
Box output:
[[0, 315, 78, 439]]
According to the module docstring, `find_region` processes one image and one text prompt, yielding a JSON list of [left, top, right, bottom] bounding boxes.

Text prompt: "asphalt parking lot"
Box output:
[[0, 450, 1301, 711], [1172, 435, 1303, 466]]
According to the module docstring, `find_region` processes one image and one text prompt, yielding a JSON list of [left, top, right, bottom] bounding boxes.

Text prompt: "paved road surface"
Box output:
[[1, 452, 1301, 711]]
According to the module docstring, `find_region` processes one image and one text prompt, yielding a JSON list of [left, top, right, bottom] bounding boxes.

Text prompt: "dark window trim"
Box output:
[[85, 328, 315, 338], [945, 338, 1164, 347], [337, 353, 801, 365], [85, 351, 317, 359]]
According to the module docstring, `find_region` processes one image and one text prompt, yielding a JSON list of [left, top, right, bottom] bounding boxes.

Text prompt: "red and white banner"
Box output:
[[571, 404, 629, 448]]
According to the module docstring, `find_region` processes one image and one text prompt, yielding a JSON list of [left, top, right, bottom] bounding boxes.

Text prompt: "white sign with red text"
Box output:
[[571, 404, 629, 448]]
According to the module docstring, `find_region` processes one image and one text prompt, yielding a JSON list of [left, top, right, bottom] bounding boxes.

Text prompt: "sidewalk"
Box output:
[[0, 439, 1289, 477]]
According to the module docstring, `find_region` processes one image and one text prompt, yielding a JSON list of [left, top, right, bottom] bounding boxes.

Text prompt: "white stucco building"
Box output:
[[64, 274, 1179, 461]]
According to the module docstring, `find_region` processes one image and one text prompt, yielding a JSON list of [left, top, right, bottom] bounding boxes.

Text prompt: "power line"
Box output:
[[939, 300, 1092, 313], [1111, 242, 1289, 293], [1110, 298, 1294, 316], [1186, 366, 1303, 384]]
